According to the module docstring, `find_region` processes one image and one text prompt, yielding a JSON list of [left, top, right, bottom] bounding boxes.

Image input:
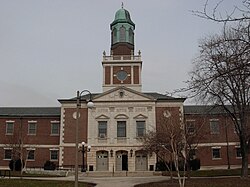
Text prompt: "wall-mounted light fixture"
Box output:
[[110, 149, 113, 157]]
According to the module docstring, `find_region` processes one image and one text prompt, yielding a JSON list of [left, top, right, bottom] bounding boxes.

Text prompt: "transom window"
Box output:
[[136, 121, 145, 137], [28, 122, 37, 135], [210, 120, 220, 134], [6, 122, 14, 135], [117, 121, 126, 138], [51, 122, 60, 135], [98, 121, 107, 138]]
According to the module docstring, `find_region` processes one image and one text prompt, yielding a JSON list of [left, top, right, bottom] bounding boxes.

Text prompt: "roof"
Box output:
[[58, 86, 186, 103], [144, 92, 185, 101], [184, 105, 230, 115], [111, 7, 135, 27], [0, 107, 61, 117]]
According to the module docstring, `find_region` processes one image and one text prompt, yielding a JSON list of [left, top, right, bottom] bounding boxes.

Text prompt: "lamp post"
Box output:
[[81, 141, 91, 172], [74, 90, 94, 187]]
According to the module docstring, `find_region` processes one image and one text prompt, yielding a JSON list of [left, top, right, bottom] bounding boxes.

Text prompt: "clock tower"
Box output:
[[102, 5, 142, 92]]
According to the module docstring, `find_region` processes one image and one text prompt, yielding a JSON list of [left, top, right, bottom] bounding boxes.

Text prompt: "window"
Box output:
[[27, 150, 35, 160], [210, 120, 220, 134], [112, 28, 117, 44], [136, 121, 145, 137], [129, 28, 134, 43], [212, 148, 221, 159], [6, 122, 14, 135], [119, 26, 126, 42], [4, 149, 12, 160], [117, 121, 126, 137], [236, 147, 242, 158], [51, 122, 59, 135], [186, 120, 195, 134], [98, 121, 107, 138], [50, 150, 59, 161], [28, 122, 37, 135]]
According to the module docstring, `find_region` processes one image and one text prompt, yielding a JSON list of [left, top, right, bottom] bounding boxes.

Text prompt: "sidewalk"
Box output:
[[23, 175, 168, 187], [78, 175, 168, 187]]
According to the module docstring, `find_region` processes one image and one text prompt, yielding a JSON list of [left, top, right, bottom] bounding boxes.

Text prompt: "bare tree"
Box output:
[[143, 109, 187, 187], [193, 0, 250, 23], [185, 25, 250, 177]]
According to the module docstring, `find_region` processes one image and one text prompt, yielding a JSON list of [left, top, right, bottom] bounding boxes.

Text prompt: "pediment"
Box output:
[[133, 114, 148, 119], [95, 114, 110, 120], [94, 87, 154, 102]]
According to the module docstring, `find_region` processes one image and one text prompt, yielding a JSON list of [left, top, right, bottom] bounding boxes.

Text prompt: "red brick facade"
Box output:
[[0, 113, 60, 168]]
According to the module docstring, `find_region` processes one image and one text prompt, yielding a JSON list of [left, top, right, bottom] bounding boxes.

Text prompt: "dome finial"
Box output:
[[121, 2, 124, 9]]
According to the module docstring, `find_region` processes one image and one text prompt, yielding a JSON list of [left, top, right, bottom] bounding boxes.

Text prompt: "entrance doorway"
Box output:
[[135, 151, 148, 171], [96, 151, 109, 171], [116, 151, 128, 171]]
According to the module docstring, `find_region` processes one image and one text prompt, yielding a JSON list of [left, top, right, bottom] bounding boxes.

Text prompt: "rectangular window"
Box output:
[[117, 121, 126, 138], [27, 150, 35, 160], [98, 121, 107, 138], [50, 150, 59, 161], [4, 149, 12, 160], [6, 122, 14, 135], [136, 121, 145, 137], [51, 122, 59, 135], [212, 148, 221, 159], [236, 147, 242, 158], [28, 122, 37, 135], [210, 120, 220, 134], [186, 120, 195, 134]]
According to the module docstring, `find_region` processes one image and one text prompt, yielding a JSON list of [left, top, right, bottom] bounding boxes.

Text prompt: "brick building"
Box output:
[[0, 6, 248, 172], [0, 108, 60, 168]]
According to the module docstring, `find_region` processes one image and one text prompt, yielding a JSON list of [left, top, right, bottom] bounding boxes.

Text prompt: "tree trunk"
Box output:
[[240, 138, 249, 178]]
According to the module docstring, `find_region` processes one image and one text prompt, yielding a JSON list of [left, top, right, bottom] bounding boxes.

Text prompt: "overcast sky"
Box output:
[[0, 0, 242, 106]]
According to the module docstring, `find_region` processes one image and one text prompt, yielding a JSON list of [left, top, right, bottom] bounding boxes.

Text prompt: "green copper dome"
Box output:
[[111, 8, 135, 27]]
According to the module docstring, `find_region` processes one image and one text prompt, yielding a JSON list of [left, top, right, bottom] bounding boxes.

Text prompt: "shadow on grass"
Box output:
[[0, 179, 96, 187]]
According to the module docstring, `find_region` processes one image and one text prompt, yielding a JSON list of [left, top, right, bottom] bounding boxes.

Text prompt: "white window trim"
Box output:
[[212, 147, 222, 160], [209, 119, 220, 134], [50, 148, 59, 161], [4, 148, 13, 160], [26, 149, 35, 161], [50, 122, 60, 136], [6, 121, 14, 135], [28, 122, 37, 135]]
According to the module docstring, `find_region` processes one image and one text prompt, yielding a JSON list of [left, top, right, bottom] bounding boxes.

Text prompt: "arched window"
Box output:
[[119, 26, 126, 42], [129, 28, 134, 44], [112, 28, 117, 44]]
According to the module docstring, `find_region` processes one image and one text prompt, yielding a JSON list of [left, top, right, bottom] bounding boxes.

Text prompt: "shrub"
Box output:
[[9, 159, 25, 171], [190, 158, 200, 171], [44, 160, 56, 170]]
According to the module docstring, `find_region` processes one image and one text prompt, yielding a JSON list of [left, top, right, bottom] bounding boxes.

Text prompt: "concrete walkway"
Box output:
[[78, 175, 168, 187], [24, 175, 168, 187]]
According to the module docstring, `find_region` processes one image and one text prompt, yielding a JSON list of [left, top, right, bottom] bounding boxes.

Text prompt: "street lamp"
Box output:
[[74, 90, 94, 187], [81, 141, 91, 172]]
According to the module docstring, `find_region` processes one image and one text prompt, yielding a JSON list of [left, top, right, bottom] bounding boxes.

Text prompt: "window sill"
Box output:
[[50, 134, 59, 136], [212, 158, 222, 160]]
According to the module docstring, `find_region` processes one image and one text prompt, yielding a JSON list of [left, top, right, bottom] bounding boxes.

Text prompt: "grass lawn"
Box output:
[[135, 178, 250, 187], [0, 179, 96, 187]]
